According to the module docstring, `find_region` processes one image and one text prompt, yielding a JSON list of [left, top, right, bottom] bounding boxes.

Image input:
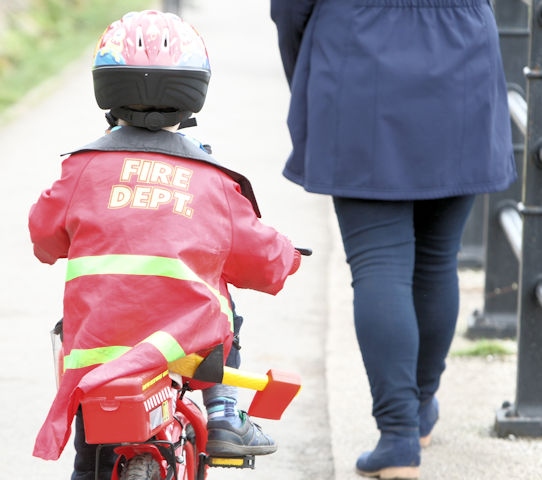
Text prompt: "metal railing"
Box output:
[[484, 0, 542, 438]]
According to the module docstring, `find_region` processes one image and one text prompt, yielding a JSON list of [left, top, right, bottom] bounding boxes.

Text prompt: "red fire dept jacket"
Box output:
[[28, 127, 300, 460]]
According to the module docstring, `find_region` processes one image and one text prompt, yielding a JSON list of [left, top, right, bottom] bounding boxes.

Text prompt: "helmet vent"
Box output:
[[136, 26, 144, 49], [163, 29, 169, 49]]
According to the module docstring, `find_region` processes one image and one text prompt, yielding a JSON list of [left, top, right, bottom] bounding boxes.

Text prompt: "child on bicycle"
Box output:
[[28, 10, 301, 479]]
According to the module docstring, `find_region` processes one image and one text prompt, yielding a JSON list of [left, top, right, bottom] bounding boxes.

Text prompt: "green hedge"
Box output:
[[0, 0, 153, 112]]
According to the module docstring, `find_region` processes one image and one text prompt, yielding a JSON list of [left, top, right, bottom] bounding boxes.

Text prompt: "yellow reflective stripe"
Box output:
[[144, 331, 185, 362], [65, 254, 233, 327], [64, 345, 130, 370], [66, 254, 199, 281], [62, 254, 233, 373], [63, 332, 185, 371]]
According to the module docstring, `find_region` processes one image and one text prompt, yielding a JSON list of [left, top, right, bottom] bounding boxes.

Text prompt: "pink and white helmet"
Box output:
[[92, 10, 211, 128]]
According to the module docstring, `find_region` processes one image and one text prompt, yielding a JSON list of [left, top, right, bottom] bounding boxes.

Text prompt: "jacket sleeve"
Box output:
[[221, 178, 300, 295], [28, 155, 82, 264], [270, 0, 316, 86]]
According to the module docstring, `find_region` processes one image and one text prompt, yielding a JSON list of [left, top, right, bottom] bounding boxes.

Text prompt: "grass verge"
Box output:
[[0, 0, 153, 113], [451, 339, 516, 358]]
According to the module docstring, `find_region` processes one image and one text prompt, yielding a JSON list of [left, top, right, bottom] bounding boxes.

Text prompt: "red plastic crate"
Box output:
[[81, 367, 175, 444]]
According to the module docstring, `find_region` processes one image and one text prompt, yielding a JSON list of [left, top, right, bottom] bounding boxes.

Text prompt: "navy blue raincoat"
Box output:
[[271, 0, 517, 200]]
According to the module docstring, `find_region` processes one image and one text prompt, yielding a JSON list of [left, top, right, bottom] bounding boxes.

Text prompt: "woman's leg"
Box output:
[[413, 195, 475, 404], [333, 197, 419, 433]]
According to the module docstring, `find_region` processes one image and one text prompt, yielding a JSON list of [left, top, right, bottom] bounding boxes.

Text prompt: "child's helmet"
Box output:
[[92, 10, 211, 130]]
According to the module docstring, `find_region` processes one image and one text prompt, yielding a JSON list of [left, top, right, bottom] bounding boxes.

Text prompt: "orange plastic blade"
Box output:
[[248, 369, 302, 420]]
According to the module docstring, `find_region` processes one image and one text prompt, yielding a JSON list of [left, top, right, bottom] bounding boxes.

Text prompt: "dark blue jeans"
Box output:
[[333, 195, 475, 433]]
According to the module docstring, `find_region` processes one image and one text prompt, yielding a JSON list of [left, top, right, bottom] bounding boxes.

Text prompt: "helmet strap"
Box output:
[[178, 117, 198, 129], [111, 107, 182, 131], [105, 111, 118, 129]]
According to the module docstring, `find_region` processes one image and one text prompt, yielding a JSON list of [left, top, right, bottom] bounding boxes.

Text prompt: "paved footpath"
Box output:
[[2, 1, 542, 479]]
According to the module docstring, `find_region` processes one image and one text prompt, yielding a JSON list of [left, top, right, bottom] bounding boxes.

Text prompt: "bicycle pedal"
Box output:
[[205, 455, 255, 469]]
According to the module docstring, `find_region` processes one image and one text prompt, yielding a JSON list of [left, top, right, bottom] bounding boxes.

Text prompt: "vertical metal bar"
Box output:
[[495, 0, 542, 437], [466, 0, 529, 339]]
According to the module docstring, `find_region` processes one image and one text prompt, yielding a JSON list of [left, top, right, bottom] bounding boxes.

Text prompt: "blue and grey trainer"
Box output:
[[206, 411, 278, 457]]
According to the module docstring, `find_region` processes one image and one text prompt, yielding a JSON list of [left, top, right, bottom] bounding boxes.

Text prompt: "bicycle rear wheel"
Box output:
[[119, 453, 161, 480]]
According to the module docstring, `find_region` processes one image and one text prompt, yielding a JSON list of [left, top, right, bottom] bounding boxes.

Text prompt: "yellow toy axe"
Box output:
[[168, 345, 301, 420]]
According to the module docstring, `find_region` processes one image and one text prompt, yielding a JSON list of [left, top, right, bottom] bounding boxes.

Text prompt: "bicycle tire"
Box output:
[[182, 439, 196, 480], [119, 453, 161, 480]]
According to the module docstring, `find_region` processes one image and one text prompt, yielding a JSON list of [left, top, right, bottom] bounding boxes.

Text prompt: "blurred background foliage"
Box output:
[[0, 0, 153, 113]]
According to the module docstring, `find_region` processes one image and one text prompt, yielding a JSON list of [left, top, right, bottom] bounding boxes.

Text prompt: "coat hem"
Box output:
[[282, 169, 517, 200]]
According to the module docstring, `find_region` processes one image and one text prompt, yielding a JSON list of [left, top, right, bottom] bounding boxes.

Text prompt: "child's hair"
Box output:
[[92, 10, 211, 131]]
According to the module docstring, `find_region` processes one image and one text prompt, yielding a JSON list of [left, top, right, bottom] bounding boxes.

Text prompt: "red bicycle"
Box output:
[[51, 248, 312, 479], [79, 354, 301, 480]]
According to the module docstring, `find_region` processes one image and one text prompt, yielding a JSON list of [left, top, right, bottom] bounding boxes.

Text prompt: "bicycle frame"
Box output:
[[83, 364, 277, 480], [53, 342, 301, 480], [92, 383, 213, 480]]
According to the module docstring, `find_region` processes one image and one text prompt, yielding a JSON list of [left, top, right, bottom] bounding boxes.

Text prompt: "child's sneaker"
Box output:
[[206, 411, 277, 457]]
